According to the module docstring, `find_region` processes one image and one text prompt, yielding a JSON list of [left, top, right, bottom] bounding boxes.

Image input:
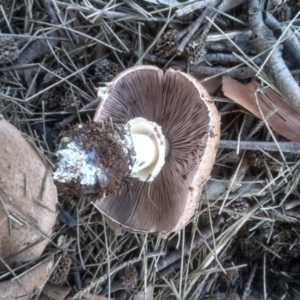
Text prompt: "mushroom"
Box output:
[[54, 66, 220, 234], [94, 66, 220, 233], [0, 118, 57, 268]]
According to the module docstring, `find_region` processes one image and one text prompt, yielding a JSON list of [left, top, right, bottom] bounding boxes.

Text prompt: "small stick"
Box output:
[[264, 12, 300, 65], [248, 0, 300, 112], [190, 65, 256, 79], [67, 4, 177, 23], [219, 140, 300, 154], [157, 261, 181, 279], [134, 51, 168, 64], [205, 53, 262, 65], [177, 7, 211, 53], [176, 0, 244, 17], [72, 260, 82, 292], [176, 0, 218, 17], [285, 210, 300, 219], [241, 262, 257, 300], [43, 0, 65, 38], [190, 276, 208, 300]]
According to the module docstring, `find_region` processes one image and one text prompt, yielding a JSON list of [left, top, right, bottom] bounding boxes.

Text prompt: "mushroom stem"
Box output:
[[53, 118, 167, 199], [129, 133, 156, 174], [125, 117, 166, 182], [53, 121, 132, 199]]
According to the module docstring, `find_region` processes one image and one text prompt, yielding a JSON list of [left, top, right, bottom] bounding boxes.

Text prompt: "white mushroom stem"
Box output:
[[125, 117, 167, 181], [129, 134, 156, 174], [53, 118, 167, 189]]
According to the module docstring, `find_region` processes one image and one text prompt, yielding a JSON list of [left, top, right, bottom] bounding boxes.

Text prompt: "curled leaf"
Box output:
[[222, 76, 300, 142]]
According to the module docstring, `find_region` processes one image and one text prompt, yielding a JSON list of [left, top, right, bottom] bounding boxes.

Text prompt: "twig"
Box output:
[[190, 276, 208, 300], [241, 262, 257, 300], [219, 140, 300, 154], [190, 65, 256, 79], [123, 0, 153, 20], [176, 0, 218, 17], [15, 1, 62, 74], [66, 4, 176, 22], [72, 260, 82, 292], [178, 0, 246, 58], [177, 7, 211, 53], [71, 252, 166, 299], [43, 0, 65, 38], [264, 11, 300, 65], [205, 53, 262, 65], [157, 261, 181, 279], [176, 0, 244, 17], [248, 0, 300, 112]]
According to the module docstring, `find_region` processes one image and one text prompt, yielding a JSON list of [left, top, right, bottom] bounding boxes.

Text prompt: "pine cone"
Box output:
[[50, 256, 72, 285], [41, 85, 65, 110], [227, 199, 249, 219], [95, 59, 121, 82], [61, 91, 80, 112], [41, 85, 79, 112], [44, 67, 67, 84], [186, 38, 207, 65], [273, 2, 292, 22], [0, 0, 12, 14], [155, 29, 180, 58], [112, 32, 133, 56], [248, 151, 266, 169], [118, 264, 138, 288], [0, 36, 19, 63]]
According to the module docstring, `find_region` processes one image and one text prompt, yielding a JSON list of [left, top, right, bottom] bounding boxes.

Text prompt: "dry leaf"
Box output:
[[222, 76, 300, 142], [200, 75, 222, 96], [42, 283, 71, 300], [134, 284, 153, 300], [81, 293, 113, 300]]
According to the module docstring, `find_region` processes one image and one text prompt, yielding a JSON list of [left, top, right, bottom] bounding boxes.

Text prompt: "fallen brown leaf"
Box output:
[[199, 75, 222, 96], [81, 293, 113, 300], [42, 282, 71, 300], [222, 76, 300, 142]]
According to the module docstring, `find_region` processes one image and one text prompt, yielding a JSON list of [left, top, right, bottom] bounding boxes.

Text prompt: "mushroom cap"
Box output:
[[0, 257, 54, 299], [93, 66, 220, 234], [0, 118, 57, 268]]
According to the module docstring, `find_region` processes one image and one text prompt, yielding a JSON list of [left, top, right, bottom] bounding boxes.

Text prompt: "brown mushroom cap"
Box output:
[[0, 118, 57, 268], [94, 66, 220, 233], [0, 257, 54, 299]]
